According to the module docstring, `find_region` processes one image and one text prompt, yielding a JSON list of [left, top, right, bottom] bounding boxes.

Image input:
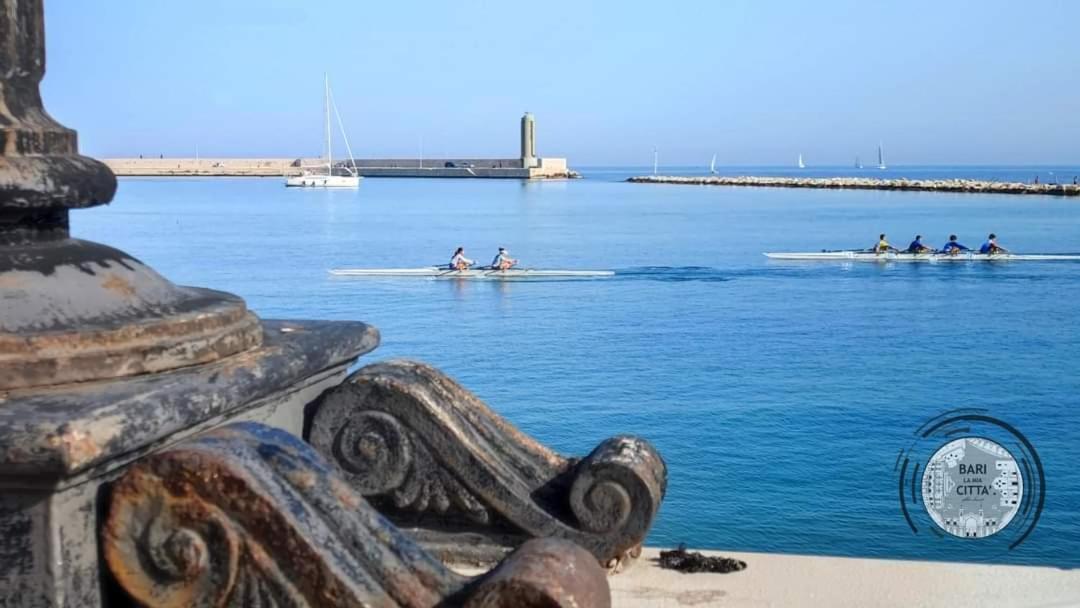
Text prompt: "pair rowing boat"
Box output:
[[764, 251, 1080, 262], [328, 267, 615, 279]]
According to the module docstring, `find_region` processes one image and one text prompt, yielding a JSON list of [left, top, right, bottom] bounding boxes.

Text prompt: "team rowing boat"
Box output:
[[328, 267, 615, 278], [764, 251, 1080, 262]]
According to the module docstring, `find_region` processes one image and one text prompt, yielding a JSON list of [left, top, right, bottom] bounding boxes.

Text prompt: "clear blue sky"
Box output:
[[42, 0, 1080, 165]]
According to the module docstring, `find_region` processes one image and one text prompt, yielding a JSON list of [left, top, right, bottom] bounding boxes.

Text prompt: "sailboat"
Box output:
[[709, 153, 717, 175], [797, 153, 806, 169], [877, 142, 887, 170], [286, 74, 360, 188], [855, 156, 863, 169]]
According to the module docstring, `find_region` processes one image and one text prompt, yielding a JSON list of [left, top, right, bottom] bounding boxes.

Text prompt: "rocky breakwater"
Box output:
[[627, 175, 1080, 196]]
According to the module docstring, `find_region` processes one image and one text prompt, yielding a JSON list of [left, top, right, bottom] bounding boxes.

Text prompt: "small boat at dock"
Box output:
[[329, 267, 615, 279], [764, 251, 1080, 262]]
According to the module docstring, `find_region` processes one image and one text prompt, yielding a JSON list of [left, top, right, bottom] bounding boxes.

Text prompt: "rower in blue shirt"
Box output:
[[942, 234, 970, 255], [979, 233, 1009, 254], [905, 234, 933, 253]]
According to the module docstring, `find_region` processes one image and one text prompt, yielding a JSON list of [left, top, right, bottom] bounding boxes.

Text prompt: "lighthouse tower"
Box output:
[[521, 112, 537, 168]]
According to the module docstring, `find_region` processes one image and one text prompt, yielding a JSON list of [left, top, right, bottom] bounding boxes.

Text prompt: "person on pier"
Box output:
[[874, 234, 898, 253], [905, 235, 933, 253], [490, 247, 518, 270], [980, 234, 1009, 255], [449, 247, 474, 270], [942, 235, 971, 255]]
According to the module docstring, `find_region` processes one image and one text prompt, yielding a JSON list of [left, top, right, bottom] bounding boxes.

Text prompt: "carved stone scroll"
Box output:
[[103, 422, 610, 607], [308, 359, 667, 566]]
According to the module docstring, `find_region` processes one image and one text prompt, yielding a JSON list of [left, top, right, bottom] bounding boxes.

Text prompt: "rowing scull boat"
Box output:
[[764, 251, 1080, 262], [328, 267, 615, 278]]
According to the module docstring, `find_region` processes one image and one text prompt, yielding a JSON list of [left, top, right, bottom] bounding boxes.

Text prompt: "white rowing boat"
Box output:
[[764, 251, 1080, 262], [328, 267, 615, 278]]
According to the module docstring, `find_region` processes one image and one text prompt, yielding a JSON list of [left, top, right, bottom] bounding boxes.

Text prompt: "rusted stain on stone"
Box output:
[[103, 422, 610, 607], [0, 273, 25, 288], [99, 272, 136, 297], [463, 538, 611, 608]]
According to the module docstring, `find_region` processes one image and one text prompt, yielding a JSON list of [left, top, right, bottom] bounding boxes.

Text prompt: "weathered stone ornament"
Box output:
[[103, 422, 610, 607], [309, 360, 668, 566]]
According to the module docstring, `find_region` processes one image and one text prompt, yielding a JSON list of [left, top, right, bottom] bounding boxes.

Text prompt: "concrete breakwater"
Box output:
[[627, 175, 1080, 196]]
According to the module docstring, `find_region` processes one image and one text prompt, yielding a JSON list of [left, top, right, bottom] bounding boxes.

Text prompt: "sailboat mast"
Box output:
[[653, 148, 658, 175], [325, 73, 332, 172]]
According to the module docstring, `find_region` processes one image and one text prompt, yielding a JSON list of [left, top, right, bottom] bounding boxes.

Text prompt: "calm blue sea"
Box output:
[[75, 167, 1080, 568]]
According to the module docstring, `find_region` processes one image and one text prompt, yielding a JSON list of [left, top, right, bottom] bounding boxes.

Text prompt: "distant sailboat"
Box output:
[[877, 142, 887, 170], [286, 74, 360, 188], [798, 153, 806, 169], [653, 148, 659, 176], [855, 156, 863, 169], [709, 153, 717, 175]]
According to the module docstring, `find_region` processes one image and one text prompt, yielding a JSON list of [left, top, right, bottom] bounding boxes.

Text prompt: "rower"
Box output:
[[980, 233, 1009, 255], [490, 247, 518, 270], [905, 234, 933, 253], [449, 247, 474, 270], [941, 234, 970, 255], [874, 234, 897, 253]]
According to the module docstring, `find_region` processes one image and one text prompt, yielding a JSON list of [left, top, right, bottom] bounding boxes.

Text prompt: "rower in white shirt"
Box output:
[[490, 247, 518, 270], [449, 247, 473, 270]]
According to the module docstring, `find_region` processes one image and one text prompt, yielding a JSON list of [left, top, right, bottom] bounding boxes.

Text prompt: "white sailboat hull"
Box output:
[[286, 174, 361, 188], [764, 251, 1080, 262]]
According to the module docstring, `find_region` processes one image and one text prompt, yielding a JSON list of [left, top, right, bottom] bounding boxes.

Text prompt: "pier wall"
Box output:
[[103, 158, 295, 176], [345, 158, 524, 169], [357, 167, 533, 178]]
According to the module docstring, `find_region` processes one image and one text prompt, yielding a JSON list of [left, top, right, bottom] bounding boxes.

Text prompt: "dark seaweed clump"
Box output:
[[658, 544, 747, 573]]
